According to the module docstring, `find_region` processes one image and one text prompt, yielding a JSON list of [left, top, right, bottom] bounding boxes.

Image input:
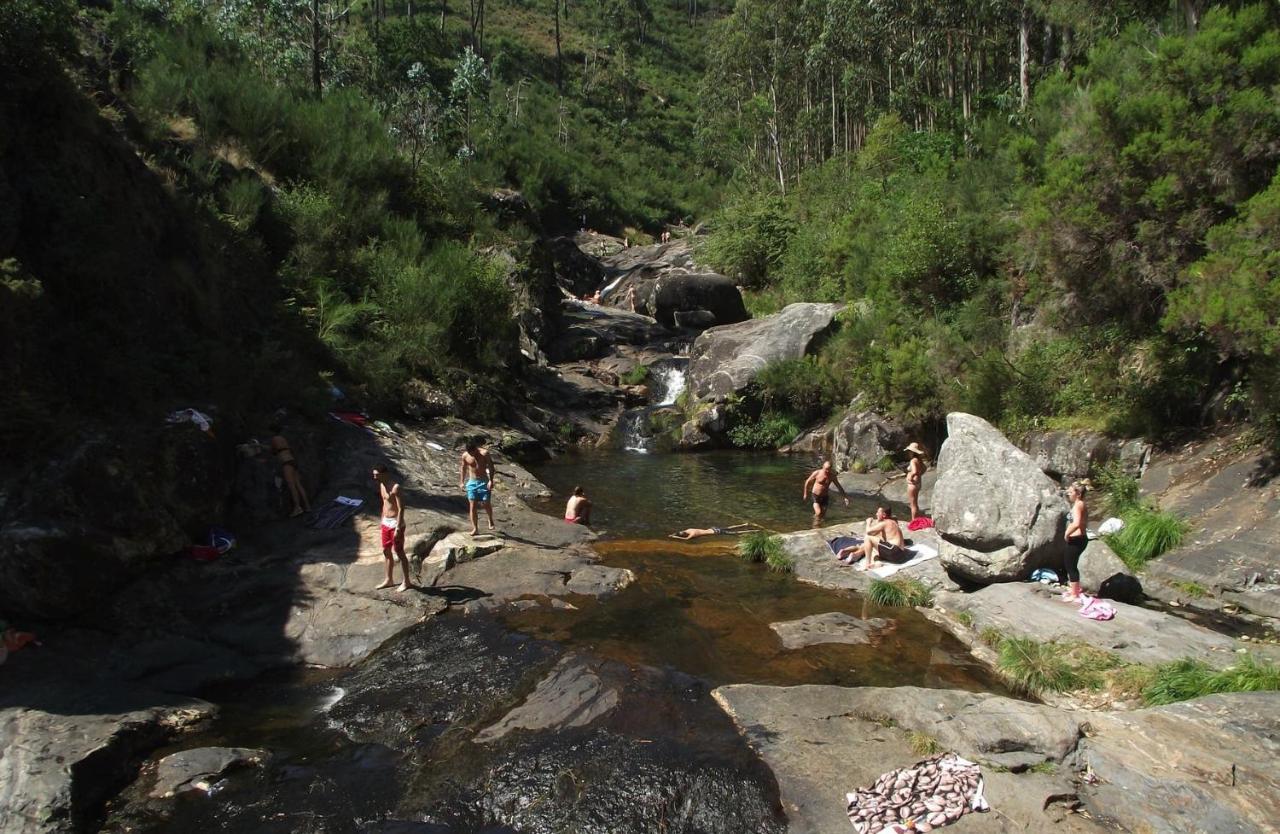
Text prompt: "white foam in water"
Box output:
[[318, 686, 346, 712], [620, 410, 651, 454], [653, 365, 687, 406]]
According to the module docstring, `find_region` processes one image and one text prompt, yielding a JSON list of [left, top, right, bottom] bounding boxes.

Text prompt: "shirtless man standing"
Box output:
[[372, 463, 414, 591], [838, 506, 906, 570], [460, 440, 496, 535], [802, 460, 849, 521]]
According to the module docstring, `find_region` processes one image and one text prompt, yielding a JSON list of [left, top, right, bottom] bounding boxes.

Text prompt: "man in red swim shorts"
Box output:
[[372, 462, 415, 592]]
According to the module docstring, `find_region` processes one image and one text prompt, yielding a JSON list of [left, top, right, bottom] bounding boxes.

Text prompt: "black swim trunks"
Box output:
[[813, 492, 829, 508], [712, 526, 726, 535]]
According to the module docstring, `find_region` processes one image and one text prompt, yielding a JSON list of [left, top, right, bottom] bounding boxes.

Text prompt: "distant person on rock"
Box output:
[[270, 424, 310, 517], [626, 285, 637, 312], [372, 463, 414, 592], [837, 506, 906, 569], [904, 442, 928, 520], [564, 486, 592, 525], [803, 460, 849, 522], [460, 440, 496, 535], [669, 523, 757, 540], [1061, 483, 1089, 603]]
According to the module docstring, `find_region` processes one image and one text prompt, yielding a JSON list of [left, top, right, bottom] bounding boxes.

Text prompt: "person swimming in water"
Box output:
[[669, 523, 758, 540]]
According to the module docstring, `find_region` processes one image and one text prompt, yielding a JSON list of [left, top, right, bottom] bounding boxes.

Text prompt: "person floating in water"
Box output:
[[372, 463, 415, 592], [837, 506, 906, 570], [904, 442, 928, 520], [564, 486, 592, 525], [270, 424, 310, 517], [803, 460, 849, 522], [669, 523, 758, 540], [460, 440, 496, 535]]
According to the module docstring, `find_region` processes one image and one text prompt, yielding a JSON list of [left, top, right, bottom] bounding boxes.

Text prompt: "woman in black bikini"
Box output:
[[270, 424, 310, 517], [1061, 483, 1088, 602]]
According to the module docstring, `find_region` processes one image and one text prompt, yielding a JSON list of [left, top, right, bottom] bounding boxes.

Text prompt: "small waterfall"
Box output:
[[651, 364, 687, 406], [619, 359, 689, 453], [620, 409, 651, 454]]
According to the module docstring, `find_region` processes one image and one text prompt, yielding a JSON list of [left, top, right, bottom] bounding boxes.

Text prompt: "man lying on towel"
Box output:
[[836, 507, 907, 569]]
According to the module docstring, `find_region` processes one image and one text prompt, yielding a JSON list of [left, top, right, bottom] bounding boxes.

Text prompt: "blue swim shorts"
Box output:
[[466, 478, 491, 502]]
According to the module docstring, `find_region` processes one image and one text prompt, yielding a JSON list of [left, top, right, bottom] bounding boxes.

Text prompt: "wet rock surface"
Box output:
[[149, 747, 270, 798], [769, 612, 894, 648], [103, 618, 787, 834], [1078, 692, 1280, 833], [713, 684, 1099, 834], [933, 413, 1067, 582]]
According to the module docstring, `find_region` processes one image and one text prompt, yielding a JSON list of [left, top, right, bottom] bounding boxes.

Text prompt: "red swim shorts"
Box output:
[[380, 521, 400, 549]]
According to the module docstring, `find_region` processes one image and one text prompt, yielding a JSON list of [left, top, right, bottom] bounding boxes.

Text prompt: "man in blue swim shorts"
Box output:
[[459, 440, 496, 535]]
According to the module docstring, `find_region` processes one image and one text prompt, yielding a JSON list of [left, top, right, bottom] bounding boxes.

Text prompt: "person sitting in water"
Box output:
[[564, 486, 592, 525], [836, 507, 907, 569], [669, 523, 758, 540]]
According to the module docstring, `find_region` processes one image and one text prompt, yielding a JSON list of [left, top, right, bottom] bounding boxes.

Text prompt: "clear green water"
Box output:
[[514, 450, 1007, 693]]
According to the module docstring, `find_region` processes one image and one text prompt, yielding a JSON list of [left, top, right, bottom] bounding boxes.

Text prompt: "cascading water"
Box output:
[[619, 358, 689, 453]]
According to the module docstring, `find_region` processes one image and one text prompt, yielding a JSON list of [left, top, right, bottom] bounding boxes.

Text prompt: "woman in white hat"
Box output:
[[904, 442, 928, 520]]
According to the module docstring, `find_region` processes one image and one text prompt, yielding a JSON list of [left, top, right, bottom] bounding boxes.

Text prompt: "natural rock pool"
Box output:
[[102, 449, 1005, 833]]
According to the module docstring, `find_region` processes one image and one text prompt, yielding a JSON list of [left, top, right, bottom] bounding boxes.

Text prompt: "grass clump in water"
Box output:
[[868, 578, 933, 608], [1141, 654, 1280, 706], [1106, 507, 1190, 571], [738, 532, 792, 572]]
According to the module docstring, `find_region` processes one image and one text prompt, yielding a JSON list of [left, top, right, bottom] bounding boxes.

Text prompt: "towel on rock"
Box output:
[[846, 752, 989, 833], [907, 516, 934, 531]]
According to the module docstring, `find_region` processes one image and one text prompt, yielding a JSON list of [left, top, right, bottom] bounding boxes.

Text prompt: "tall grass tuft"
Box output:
[[739, 532, 789, 572], [997, 637, 1084, 696], [1142, 655, 1280, 706], [868, 578, 933, 608], [1106, 507, 1189, 571]]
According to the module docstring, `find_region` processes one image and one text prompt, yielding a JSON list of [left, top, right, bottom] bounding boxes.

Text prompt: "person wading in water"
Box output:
[[460, 440, 496, 535], [803, 460, 849, 523]]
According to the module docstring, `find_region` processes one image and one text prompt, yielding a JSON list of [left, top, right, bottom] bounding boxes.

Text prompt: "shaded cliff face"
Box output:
[[0, 57, 330, 619]]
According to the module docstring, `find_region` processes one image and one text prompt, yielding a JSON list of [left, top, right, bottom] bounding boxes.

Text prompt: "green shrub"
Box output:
[[1094, 461, 1142, 515], [868, 578, 933, 608], [620, 365, 649, 386], [1106, 507, 1189, 571], [728, 412, 801, 449], [1142, 655, 1280, 706]]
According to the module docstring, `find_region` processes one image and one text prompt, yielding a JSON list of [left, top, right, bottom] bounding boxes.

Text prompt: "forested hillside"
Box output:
[[698, 1, 1280, 447], [0, 0, 722, 466]]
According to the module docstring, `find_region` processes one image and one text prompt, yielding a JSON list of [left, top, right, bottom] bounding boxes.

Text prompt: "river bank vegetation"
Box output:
[[701, 2, 1280, 447]]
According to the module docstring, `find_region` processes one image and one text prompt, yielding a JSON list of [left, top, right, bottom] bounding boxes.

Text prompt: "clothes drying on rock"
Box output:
[[307, 496, 364, 529], [907, 516, 934, 531], [846, 752, 989, 833]]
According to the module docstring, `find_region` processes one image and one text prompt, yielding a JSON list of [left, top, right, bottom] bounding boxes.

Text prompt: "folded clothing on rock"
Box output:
[[906, 516, 934, 531], [846, 752, 989, 833]]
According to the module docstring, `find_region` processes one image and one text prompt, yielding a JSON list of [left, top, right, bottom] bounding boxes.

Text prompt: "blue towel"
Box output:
[[829, 536, 863, 555]]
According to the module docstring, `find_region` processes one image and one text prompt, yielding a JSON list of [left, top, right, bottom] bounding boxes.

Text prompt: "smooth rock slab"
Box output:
[[935, 582, 1240, 667], [474, 654, 619, 743], [150, 747, 270, 798], [687, 303, 840, 401], [1079, 692, 1280, 833], [769, 612, 893, 649], [713, 684, 1100, 834]]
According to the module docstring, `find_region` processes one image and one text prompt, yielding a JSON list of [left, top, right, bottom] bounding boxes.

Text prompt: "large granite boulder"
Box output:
[[1018, 430, 1152, 483], [1079, 538, 1142, 602], [649, 273, 747, 329], [831, 404, 908, 471], [933, 413, 1066, 582], [687, 303, 841, 402]]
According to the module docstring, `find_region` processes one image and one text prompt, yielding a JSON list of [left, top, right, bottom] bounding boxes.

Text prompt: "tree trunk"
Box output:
[[1181, 0, 1199, 34], [311, 0, 323, 95], [440, 0, 447, 33], [553, 0, 562, 91], [1018, 1, 1030, 111]]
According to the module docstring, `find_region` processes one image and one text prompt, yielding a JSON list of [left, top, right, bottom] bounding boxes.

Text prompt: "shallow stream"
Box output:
[[104, 449, 1005, 833]]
